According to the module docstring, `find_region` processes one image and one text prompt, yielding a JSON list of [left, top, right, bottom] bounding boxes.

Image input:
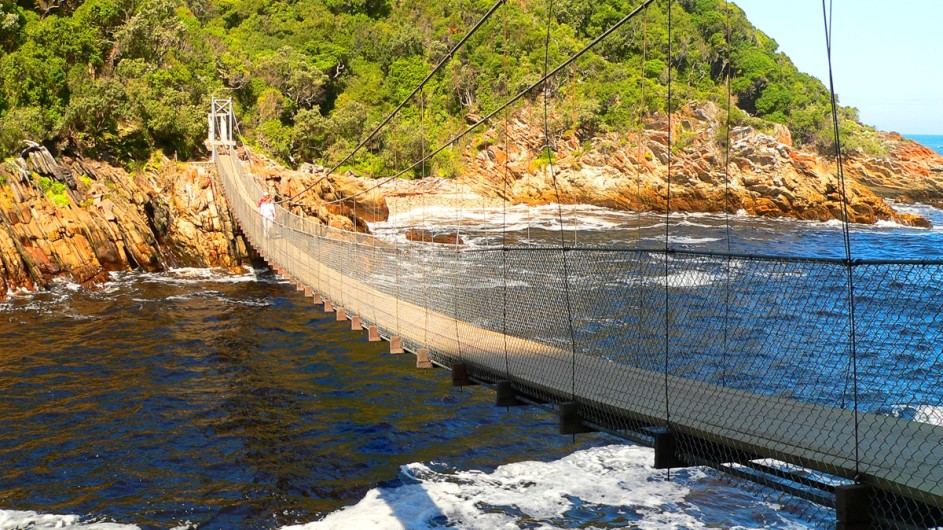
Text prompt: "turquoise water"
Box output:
[[906, 134, 943, 155]]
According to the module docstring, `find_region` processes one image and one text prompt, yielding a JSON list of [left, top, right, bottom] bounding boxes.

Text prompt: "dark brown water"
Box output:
[[0, 269, 608, 529]]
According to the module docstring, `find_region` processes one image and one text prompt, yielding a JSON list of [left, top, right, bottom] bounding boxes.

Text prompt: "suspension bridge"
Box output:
[[211, 141, 943, 529], [204, 0, 943, 527]]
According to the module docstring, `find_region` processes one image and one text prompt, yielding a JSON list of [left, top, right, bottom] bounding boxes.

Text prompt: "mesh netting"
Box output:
[[217, 150, 943, 528]]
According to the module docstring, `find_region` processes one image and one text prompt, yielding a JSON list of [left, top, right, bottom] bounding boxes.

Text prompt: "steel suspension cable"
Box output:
[[421, 91, 429, 350], [663, 0, 673, 432], [315, 0, 656, 210], [281, 0, 507, 206], [721, 0, 733, 388], [821, 0, 860, 479], [636, 8, 649, 361]]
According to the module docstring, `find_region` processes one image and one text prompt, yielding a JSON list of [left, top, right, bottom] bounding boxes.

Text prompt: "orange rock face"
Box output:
[[0, 148, 242, 297], [0, 145, 389, 296], [453, 103, 935, 228]]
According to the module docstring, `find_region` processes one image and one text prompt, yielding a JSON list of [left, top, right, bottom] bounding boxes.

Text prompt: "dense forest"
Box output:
[[0, 0, 872, 175]]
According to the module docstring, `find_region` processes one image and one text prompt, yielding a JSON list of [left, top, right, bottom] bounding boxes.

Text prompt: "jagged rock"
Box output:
[[405, 229, 464, 245], [248, 153, 390, 227], [0, 151, 265, 298], [448, 103, 934, 228]]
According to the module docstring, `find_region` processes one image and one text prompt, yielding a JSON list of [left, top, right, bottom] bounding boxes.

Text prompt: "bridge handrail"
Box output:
[[215, 148, 943, 516]]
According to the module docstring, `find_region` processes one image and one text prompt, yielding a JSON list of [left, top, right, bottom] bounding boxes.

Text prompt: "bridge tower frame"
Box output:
[[208, 97, 235, 161]]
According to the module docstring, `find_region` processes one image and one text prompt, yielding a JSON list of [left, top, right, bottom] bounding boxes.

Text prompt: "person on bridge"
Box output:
[[259, 191, 276, 237]]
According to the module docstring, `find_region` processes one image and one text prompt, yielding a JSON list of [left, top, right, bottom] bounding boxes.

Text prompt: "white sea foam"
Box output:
[[281, 444, 814, 530], [874, 219, 910, 229], [0, 510, 138, 530], [889, 404, 943, 426], [669, 236, 722, 245], [151, 266, 262, 284], [372, 203, 629, 243], [281, 445, 706, 530]]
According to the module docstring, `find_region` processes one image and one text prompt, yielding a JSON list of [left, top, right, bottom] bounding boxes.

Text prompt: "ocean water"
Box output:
[[906, 133, 943, 155], [4, 201, 943, 529]]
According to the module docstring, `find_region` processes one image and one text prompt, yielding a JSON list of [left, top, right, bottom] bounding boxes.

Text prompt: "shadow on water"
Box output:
[[377, 478, 449, 529]]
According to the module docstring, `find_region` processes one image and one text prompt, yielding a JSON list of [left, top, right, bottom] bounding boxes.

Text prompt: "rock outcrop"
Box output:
[[456, 104, 936, 228], [843, 134, 943, 207], [241, 155, 387, 233], [0, 146, 251, 297], [0, 146, 377, 299]]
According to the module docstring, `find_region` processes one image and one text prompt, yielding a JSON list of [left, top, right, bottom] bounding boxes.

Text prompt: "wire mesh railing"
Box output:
[[216, 149, 943, 527]]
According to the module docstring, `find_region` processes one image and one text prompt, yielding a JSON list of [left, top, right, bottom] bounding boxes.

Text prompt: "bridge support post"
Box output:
[[390, 336, 404, 354], [496, 381, 526, 407], [351, 315, 362, 331], [451, 362, 478, 387], [324, 300, 334, 313], [336, 307, 346, 321], [645, 427, 685, 469], [416, 348, 433, 369], [835, 484, 872, 530], [313, 293, 322, 304], [304, 287, 312, 298], [368, 325, 381, 342], [559, 402, 595, 435]]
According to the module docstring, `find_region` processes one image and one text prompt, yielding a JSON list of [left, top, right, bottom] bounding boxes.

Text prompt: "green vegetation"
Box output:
[[0, 0, 872, 174], [38, 174, 70, 206]]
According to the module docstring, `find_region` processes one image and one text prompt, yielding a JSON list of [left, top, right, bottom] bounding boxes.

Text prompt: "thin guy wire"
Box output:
[[541, 0, 579, 401], [721, 0, 733, 388], [421, 91, 430, 349], [636, 8, 649, 362], [821, 0, 860, 479], [282, 0, 507, 206], [502, 0, 511, 378], [453, 142, 464, 362]]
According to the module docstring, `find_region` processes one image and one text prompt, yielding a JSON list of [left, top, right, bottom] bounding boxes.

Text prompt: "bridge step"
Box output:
[[645, 427, 686, 469], [559, 402, 596, 435], [496, 381, 527, 407], [416, 348, 433, 369], [835, 484, 872, 530], [451, 362, 478, 387]]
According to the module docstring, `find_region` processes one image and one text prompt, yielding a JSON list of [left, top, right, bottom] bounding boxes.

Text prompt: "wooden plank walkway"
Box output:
[[217, 154, 943, 509]]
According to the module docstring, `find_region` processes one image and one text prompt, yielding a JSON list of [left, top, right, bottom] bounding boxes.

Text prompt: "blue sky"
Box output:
[[732, 1, 943, 135]]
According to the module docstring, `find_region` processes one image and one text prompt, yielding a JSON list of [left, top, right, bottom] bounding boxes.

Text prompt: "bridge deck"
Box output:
[[216, 154, 943, 510]]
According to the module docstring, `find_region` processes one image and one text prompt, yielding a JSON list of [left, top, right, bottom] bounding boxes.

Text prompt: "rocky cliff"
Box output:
[[457, 104, 941, 228], [3, 104, 941, 297], [0, 146, 376, 299]]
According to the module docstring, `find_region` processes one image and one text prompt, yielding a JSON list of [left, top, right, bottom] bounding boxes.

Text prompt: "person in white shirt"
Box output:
[[258, 191, 276, 237]]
